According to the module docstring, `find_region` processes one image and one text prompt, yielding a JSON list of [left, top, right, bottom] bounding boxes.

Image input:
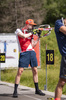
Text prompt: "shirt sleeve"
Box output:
[[55, 20, 64, 33], [15, 29, 23, 35]]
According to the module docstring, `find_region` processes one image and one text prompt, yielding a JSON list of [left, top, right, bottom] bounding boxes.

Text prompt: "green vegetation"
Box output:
[[1, 30, 66, 94], [43, 0, 66, 25]]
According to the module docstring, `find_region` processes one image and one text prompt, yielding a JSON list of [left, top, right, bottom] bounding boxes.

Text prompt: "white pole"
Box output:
[[61, 17, 64, 25]]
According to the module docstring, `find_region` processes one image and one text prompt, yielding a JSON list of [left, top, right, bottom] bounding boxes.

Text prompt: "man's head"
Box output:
[[25, 19, 37, 30]]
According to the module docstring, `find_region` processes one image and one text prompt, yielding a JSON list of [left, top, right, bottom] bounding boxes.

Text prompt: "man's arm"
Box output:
[[17, 32, 32, 38], [15, 29, 32, 38], [59, 26, 66, 35], [31, 37, 39, 48]]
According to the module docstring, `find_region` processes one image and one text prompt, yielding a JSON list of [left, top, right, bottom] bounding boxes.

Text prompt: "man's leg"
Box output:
[[55, 56, 66, 100], [13, 67, 24, 97], [55, 78, 66, 100], [32, 67, 45, 96], [32, 67, 38, 83]]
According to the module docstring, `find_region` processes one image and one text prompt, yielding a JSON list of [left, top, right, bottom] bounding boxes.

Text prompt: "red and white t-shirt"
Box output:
[[15, 28, 34, 52]]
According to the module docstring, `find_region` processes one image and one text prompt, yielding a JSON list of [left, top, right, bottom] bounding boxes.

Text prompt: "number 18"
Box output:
[[47, 53, 53, 61]]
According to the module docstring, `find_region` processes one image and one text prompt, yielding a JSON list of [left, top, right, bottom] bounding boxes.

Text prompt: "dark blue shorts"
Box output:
[[18, 51, 38, 68], [60, 56, 66, 79]]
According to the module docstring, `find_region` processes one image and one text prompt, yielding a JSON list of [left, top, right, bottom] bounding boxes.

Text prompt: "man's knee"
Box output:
[[58, 78, 66, 88], [17, 68, 24, 76], [32, 67, 38, 75]]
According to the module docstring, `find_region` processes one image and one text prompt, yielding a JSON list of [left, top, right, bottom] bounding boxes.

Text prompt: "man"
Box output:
[[13, 19, 45, 97], [55, 18, 66, 100]]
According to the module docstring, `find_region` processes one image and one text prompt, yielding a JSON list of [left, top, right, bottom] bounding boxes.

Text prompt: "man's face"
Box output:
[[27, 24, 33, 30]]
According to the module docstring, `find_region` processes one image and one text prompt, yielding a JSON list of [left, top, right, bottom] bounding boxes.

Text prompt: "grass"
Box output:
[[1, 68, 66, 95], [1, 29, 66, 94], [1, 67, 66, 95]]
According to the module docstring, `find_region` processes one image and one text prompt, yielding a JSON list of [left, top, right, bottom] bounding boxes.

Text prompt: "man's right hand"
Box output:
[[34, 30, 41, 37], [27, 29, 41, 36]]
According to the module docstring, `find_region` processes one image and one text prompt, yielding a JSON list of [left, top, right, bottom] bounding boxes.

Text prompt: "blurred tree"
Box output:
[[43, 0, 66, 25], [0, 0, 46, 33]]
